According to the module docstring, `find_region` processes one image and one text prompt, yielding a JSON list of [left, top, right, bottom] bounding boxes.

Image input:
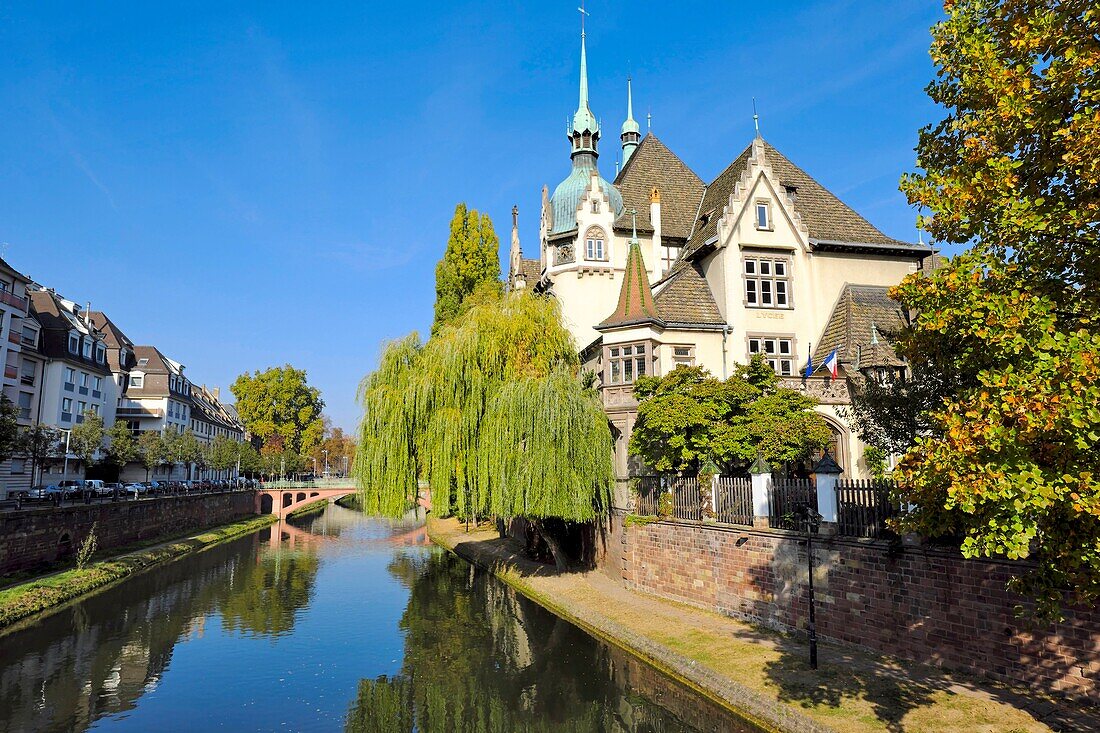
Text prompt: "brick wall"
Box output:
[[610, 514, 1099, 702], [0, 492, 256, 576]]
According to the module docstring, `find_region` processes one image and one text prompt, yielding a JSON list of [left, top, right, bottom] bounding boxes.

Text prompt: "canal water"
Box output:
[[0, 504, 762, 732]]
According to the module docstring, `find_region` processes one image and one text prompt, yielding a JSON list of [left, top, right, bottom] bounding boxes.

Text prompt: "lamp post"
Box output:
[[322, 449, 329, 478], [794, 502, 824, 669]]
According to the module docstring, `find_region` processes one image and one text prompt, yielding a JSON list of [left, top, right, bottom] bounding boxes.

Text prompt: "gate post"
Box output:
[[749, 456, 771, 529], [813, 451, 843, 528]]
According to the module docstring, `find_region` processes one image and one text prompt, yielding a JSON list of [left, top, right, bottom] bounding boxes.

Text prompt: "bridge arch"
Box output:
[[260, 494, 273, 514]]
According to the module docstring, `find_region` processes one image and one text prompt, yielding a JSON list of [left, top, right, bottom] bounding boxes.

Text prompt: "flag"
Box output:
[[823, 348, 839, 378], [803, 345, 814, 379]]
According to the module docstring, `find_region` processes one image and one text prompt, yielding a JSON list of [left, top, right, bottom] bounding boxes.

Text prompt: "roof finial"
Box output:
[[630, 207, 638, 243], [752, 97, 760, 138], [646, 108, 652, 131]]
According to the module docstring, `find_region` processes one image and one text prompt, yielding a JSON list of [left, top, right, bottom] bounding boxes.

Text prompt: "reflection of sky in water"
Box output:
[[0, 506, 759, 733]]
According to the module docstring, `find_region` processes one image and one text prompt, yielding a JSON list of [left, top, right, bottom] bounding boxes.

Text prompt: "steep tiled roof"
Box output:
[[518, 258, 541, 284], [89, 311, 133, 351], [599, 240, 660, 328], [813, 285, 907, 370], [653, 264, 725, 326], [612, 134, 705, 241]]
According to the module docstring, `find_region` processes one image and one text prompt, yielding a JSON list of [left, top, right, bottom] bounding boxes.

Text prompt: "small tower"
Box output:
[[621, 77, 641, 168], [508, 204, 522, 282], [569, 27, 600, 162]]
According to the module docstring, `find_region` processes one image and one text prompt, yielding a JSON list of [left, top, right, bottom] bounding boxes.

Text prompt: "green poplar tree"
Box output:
[[431, 203, 501, 334]]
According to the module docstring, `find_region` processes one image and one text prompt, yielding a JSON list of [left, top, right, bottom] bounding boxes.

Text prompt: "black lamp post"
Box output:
[[794, 502, 824, 669]]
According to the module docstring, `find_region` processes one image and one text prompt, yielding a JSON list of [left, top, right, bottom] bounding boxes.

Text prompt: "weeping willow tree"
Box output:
[[355, 288, 613, 566]]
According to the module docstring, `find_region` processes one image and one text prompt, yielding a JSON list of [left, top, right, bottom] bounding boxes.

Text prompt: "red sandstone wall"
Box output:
[[0, 492, 256, 576], [613, 515, 1099, 702]]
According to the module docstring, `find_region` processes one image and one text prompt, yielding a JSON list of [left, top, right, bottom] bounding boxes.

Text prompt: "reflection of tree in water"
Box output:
[[346, 552, 753, 733], [217, 539, 321, 637], [0, 530, 325, 733]]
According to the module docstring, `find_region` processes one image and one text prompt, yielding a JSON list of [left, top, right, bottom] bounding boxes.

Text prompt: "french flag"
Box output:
[[823, 348, 839, 378]]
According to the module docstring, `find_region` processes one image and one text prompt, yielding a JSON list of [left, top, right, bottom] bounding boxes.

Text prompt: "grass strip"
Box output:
[[287, 498, 330, 519], [0, 514, 277, 632]]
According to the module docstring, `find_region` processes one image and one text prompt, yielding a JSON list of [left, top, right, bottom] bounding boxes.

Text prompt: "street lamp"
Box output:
[[322, 449, 329, 478], [794, 502, 824, 669]]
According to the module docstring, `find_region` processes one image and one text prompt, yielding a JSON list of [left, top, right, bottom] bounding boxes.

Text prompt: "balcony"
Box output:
[[115, 406, 164, 419], [0, 290, 28, 313]]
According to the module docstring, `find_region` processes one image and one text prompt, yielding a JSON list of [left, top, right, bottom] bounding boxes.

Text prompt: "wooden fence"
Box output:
[[836, 478, 899, 539], [715, 476, 753, 526], [767, 478, 817, 531]]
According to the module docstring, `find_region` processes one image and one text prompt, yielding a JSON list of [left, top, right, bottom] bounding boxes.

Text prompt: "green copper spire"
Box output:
[[621, 77, 641, 167], [598, 208, 660, 328], [569, 15, 599, 162]]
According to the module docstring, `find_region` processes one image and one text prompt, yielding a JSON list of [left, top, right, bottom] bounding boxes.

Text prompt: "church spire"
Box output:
[[599, 209, 660, 328], [569, 5, 599, 165], [620, 77, 641, 168]]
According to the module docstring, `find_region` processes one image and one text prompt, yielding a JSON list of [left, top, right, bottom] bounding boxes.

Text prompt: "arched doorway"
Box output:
[[260, 494, 274, 514]]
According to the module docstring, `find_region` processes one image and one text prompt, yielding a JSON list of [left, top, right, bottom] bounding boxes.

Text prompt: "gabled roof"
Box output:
[[515, 258, 541, 286], [813, 284, 907, 370], [652, 264, 725, 326], [89, 311, 134, 351], [612, 134, 705, 241], [131, 345, 173, 374], [599, 240, 660, 328]]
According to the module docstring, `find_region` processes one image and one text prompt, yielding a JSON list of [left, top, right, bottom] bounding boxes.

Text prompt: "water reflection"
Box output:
[[0, 508, 759, 733], [345, 552, 760, 733], [0, 525, 321, 733]]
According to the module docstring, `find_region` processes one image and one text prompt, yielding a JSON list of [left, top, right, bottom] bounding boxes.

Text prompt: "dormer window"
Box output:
[[82, 338, 92, 359], [68, 334, 79, 353], [755, 201, 771, 230], [95, 344, 106, 363]]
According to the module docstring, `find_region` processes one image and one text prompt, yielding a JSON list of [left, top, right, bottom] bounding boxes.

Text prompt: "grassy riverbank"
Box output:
[[286, 498, 330, 519], [0, 514, 277, 632], [427, 516, 1090, 733]]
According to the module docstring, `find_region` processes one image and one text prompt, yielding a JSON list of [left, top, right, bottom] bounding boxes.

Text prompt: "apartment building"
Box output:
[[0, 258, 42, 493]]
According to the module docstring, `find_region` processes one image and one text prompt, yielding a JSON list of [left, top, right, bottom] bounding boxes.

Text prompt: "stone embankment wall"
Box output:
[[608, 514, 1099, 702], [0, 492, 256, 576]]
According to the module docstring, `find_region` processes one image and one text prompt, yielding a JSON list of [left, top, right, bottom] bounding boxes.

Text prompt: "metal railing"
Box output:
[[257, 477, 356, 490], [768, 478, 818, 531], [715, 476, 753, 526], [836, 479, 899, 539]]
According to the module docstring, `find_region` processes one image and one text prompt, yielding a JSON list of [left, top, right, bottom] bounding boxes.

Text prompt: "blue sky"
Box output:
[[0, 1, 946, 431]]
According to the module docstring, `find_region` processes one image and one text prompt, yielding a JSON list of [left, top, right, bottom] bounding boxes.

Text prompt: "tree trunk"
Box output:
[[530, 518, 568, 572]]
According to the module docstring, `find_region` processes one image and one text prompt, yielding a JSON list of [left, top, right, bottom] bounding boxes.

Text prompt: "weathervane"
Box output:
[[753, 97, 760, 137]]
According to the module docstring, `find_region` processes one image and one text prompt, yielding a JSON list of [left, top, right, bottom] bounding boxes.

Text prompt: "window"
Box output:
[[17, 392, 31, 420], [68, 334, 79, 353], [20, 361, 34, 385], [744, 256, 791, 308], [82, 338, 92, 359], [89, 403, 100, 416], [137, 358, 149, 367], [585, 237, 604, 261], [20, 326, 35, 347], [169, 375, 176, 391], [671, 345, 695, 368], [96, 344, 105, 363], [81, 372, 90, 387], [93, 376, 102, 391], [78, 401, 87, 415], [605, 343, 649, 385], [10, 459, 24, 475], [65, 367, 76, 385], [748, 336, 795, 376], [755, 201, 771, 230], [62, 398, 72, 413], [130, 374, 144, 388], [660, 245, 679, 274]]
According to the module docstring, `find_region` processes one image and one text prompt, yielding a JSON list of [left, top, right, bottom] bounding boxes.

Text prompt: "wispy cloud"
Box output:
[[45, 109, 118, 210]]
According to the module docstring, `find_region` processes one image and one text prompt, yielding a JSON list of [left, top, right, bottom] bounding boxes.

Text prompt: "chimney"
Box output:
[[213, 387, 220, 400]]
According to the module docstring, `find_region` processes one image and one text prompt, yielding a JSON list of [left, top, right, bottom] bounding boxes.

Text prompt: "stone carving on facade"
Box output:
[[556, 243, 575, 265], [779, 377, 851, 404]]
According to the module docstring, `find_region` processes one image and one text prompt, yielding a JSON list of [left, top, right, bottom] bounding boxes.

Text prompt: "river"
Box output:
[[0, 504, 762, 732]]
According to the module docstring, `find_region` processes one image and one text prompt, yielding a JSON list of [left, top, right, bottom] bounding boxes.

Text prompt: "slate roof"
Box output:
[[652, 264, 725, 326], [612, 134, 705, 241], [518, 258, 541, 284], [812, 284, 907, 370], [659, 138, 929, 287]]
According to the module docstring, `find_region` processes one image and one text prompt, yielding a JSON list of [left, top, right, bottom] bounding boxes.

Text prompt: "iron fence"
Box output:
[[836, 479, 899, 539], [715, 476, 753, 526], [669, 476, 702, 521], [768, 478, 818, 531]]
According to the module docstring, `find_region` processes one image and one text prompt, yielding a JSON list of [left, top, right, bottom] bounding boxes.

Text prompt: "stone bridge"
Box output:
[[254, 484, 355, 517]]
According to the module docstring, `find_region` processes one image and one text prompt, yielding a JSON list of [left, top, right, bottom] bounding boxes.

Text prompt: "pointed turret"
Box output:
[[508, 204, 521, 279], [569, 30, 600, 162], [599, 210, 660, 328], [620, 77, 641, 167]]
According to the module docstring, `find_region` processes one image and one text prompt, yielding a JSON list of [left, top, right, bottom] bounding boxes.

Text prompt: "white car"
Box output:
[[124, 483, 146, 497]]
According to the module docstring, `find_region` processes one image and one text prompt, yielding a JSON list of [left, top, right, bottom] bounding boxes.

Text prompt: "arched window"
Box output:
[[584, 226, 607, 261], [813, 418, 848, 473]]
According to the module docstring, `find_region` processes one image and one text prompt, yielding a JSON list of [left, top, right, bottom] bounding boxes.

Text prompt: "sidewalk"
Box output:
[[428, 517, 1097, 733]]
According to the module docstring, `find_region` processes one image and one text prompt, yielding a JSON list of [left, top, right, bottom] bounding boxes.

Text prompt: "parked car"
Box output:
[[101, 482, 124, 497], [57, 480, 85, 499], [124, 482, 146, 497], [85, 479, 107, 496], [25, 485, 62, 501]]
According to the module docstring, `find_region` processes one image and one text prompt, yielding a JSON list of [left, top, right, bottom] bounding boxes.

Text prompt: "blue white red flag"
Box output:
[[823, 348, 839, 378]]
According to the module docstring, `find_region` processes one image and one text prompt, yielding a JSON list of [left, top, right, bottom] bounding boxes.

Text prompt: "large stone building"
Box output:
[[508, 28, 932, 479], [0, 259, 42, 494]]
